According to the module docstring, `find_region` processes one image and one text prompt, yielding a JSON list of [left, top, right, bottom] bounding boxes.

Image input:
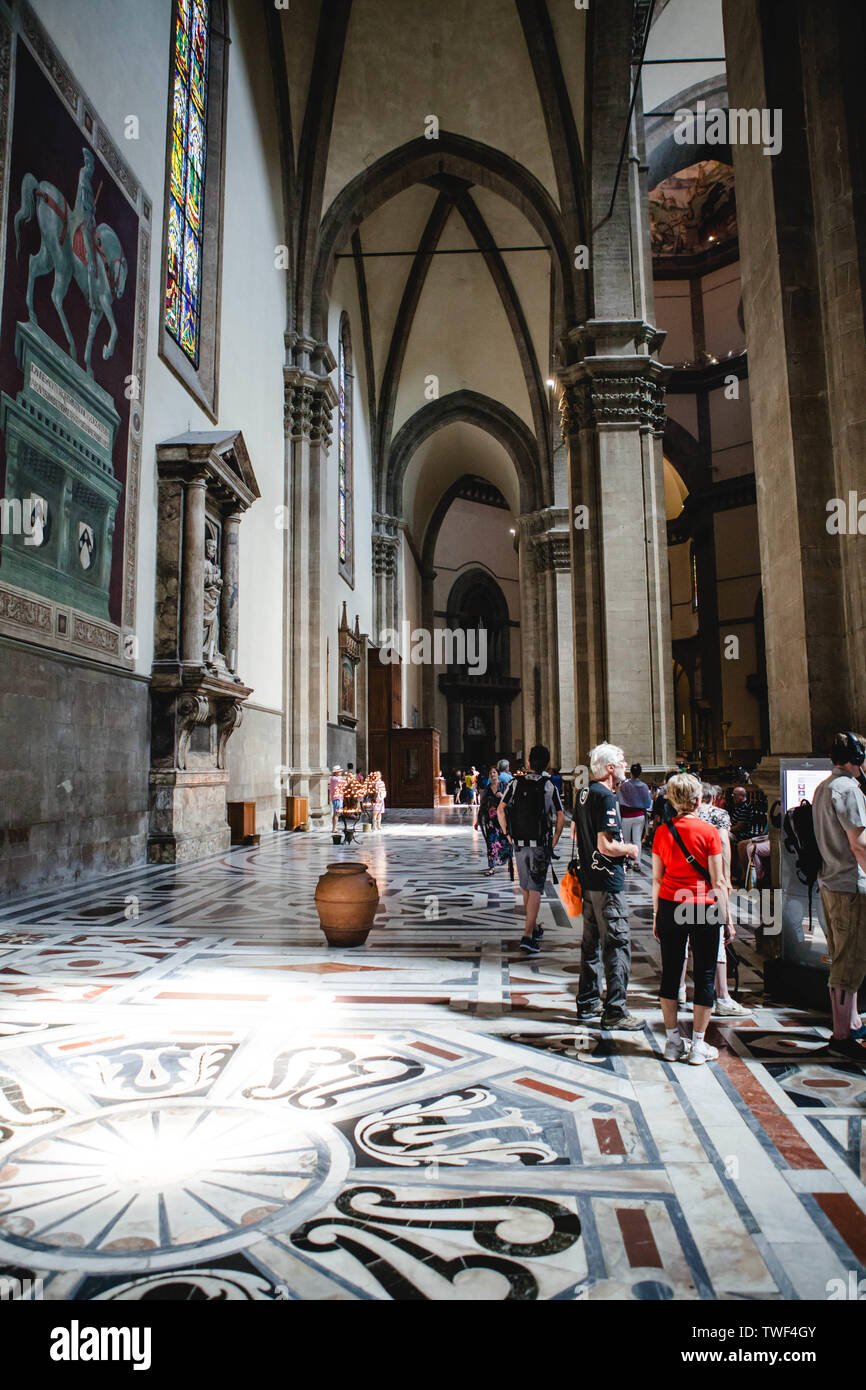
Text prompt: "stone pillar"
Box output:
[[516, 514, 540, 754], [534, 517, 575, 770], [557, 0, 675, 772], [181, 475, 207, 665], [284, 356, 338, 819], [221, 511, 241, 674], [558, 350, 674, 770], [723, 0, 866, 750], [372, 513, 401, 645], [420, 564, 436, 727]]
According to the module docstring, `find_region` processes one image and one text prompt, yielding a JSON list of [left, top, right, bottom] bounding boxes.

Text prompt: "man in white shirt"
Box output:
[[812, 732, 866, 1060]]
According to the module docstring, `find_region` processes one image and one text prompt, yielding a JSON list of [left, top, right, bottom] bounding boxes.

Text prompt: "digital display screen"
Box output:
[[783, 767, 829, 812]]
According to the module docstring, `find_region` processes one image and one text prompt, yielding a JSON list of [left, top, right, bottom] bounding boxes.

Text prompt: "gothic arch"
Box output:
[[386, 390, 546, 519], [310, 132, 581, 344]]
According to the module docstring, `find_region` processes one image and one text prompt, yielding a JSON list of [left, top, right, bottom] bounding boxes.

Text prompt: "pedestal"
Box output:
[[0, 321, 121, 620], [147, 769, 231, 863]]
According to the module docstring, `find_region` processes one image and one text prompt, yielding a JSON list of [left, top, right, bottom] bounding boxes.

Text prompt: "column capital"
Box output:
[[372, 533, 400, 578], [557, 356, 668, 436], [283, 369, 338, 447]]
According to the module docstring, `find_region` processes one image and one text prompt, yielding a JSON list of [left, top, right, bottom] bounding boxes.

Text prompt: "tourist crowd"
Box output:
[[456, 733, 866, 1066]]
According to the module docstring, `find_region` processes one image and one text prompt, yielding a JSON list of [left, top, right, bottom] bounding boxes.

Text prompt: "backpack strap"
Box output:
[[666, 819, 713, 885]]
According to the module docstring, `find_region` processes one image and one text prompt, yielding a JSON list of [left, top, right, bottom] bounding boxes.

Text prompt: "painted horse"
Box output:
[[14, 170, 128, 375]]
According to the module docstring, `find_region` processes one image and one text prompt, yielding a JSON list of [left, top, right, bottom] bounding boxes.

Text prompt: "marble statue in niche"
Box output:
[[203, 534, 223, 664]]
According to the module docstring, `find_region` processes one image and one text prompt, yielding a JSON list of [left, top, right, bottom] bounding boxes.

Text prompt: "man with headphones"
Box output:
[[812, 732, 866, 1060]]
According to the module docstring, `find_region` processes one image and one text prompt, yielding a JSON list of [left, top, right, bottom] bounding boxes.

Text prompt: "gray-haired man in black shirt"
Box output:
[[574, 742, 642, 1030]]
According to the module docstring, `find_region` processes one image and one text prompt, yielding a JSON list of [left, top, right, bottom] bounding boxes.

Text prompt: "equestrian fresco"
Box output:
[[14, 145, 128, 375], [0, 31, 145, 649]]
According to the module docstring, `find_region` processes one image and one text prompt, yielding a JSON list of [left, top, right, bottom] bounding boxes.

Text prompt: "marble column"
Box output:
[[284, 350, 338, 818], [221, 511, 241, 674], [516, 515, 540, 755], [181, 475, 207, 666]]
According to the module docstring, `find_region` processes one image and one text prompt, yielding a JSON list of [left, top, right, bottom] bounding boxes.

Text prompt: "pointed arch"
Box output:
[[386, 389, 545, 518], [310, 132, 580, 343]]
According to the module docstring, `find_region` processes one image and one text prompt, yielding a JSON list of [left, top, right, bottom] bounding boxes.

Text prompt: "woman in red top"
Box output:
[[653, 773, 729, 1065]]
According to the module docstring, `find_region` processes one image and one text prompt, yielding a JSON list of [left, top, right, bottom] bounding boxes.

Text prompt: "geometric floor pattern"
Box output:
[[1, 809, 865, 1300]]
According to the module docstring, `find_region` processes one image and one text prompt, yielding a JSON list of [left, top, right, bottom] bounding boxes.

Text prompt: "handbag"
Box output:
[[559, 821, 583, 918]]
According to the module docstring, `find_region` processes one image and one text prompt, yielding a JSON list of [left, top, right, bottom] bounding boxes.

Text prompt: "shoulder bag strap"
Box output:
[[667, 819, 713, 885]]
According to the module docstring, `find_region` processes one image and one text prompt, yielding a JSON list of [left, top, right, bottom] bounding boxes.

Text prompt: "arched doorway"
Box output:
[[440, 568, 517, 771]]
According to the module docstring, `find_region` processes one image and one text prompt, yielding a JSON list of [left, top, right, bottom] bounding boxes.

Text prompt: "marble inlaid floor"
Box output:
[[0, 809, 865, 1301]]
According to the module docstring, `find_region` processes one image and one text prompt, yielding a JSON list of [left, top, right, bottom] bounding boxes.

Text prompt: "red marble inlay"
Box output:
[[515, 1075, 581, 1102], [58, 1035, 124, 1051], [716, 1052, 825, 1170], [593, 1118, 627, 1155], [616, 1208, 663, 1268], [803, 1080, 851, 1089], [815, 1194, 866, 1265], [410, 1041, 462, 1060], [334, 995, 449, 1005]]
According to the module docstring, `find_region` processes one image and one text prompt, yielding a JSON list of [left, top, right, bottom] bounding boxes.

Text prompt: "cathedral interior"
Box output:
[[0, 0, 865, 1332]]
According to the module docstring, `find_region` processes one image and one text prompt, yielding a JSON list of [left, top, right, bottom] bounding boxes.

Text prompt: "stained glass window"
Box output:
[[165, 0, 210, 365]]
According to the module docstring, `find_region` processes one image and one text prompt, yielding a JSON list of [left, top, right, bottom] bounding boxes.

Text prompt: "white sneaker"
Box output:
[[688, 1039, 719, 1065], [664, 1034, 691, 1062], [713, 998, 753, 1017]]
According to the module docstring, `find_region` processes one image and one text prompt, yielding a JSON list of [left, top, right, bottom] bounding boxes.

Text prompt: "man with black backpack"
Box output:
[[498, 743, 564, 954], [812, 732, 866, 1060]]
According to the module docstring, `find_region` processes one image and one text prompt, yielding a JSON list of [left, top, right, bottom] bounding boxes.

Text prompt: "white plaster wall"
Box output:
[[655, 280, 693, 364], [326, 259, 376, 726], [702, 262, 744, 361], [710, 379, 754, 479], [29, 0, 287, 712]]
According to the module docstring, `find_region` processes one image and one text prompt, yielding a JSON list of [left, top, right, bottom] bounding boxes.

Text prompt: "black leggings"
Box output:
[[657, 896, 719, 1007]]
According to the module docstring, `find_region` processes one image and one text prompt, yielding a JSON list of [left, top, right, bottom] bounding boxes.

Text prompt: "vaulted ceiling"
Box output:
[[267, 0, 601, 545]]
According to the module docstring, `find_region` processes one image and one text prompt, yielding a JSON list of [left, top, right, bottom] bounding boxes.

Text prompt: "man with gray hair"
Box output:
[[573, 742, 642, 1029]]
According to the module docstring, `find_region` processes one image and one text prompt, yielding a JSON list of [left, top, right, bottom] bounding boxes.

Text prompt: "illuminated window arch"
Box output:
[[338, 313, 354, 585], [160, 0, 228, 419]]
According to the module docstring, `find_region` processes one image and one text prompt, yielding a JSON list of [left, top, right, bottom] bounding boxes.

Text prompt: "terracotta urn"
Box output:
[[314, 862, 379, 947]]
